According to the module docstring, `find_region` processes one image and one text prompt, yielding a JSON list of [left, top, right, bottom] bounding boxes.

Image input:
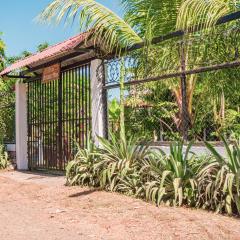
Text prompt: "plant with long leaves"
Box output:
[[95, 132, 149, 194], [38, 0, 142, 53], [0, 144, 9, 170], [177, 0, 239, 31], [198, 136, 240, 214], [66, 137, 101, 187], [144, 142, 198, 206]]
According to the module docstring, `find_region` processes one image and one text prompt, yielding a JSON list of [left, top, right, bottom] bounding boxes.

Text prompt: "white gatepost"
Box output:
[[15, 82, 28, 170], [91, 59, 107, 146]]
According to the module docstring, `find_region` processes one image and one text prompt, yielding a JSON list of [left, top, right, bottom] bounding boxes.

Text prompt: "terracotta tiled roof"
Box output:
[[0, 32, 90, 76]]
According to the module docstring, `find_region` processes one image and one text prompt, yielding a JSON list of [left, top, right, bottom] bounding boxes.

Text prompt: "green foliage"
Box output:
[[38, 0, 142, 53], [197, 137, 240, 214], [0, 78, 15, 143], [0, 144, 9, 170], [0, 32, 6, 71], [37, 42, 49, 52], [109, 99, 121, 121], [66, 133, 240, 216], [66, 138, 100, 187], [177, 0, 238, 31], [122, 0, 181, 36], [144, 142, 198, 207], [109, 99, 121, 132], [96, 133, 149, 194]]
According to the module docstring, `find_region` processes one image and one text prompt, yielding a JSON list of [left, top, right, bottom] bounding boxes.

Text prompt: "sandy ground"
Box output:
[[0, 171, 240, 240]]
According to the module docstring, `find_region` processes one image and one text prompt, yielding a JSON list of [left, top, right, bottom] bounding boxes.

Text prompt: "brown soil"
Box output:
[[0, 171, 239, 240]]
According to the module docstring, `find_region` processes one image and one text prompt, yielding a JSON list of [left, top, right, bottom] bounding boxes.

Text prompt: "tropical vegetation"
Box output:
[[66, 133, 240, 216], [0, 33, 50, 144], [0, 144, 9, 169], [0, 0, 240, 217], [39, 0, 240, 142], [41, 0, 240, 215]]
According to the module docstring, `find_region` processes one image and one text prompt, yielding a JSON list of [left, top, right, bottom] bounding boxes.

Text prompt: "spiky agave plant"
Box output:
[[66, 137, 101, 187], [144, 141, 198, 206], [199, 137, 240, 215], [95, 132, 149, 194]]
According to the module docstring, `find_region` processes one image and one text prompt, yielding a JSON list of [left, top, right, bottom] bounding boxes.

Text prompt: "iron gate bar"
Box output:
[[27, 62, 91, 171], [88, 65, 91, 141]]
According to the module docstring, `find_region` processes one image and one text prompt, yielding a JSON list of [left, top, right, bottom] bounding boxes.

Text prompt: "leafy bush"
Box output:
[[0, 144, 9, 169], [66, 134, 240, 216], [144, 142, 198, 207], [197, 137, 240, 215], [66, 139, 100, 187], [96, 132, 149, 195]]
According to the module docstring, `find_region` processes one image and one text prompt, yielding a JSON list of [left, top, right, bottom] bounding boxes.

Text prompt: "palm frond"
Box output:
[[176, 0, 232, 31], [122, 0, 181, 36], [38, 0, 142, 54]]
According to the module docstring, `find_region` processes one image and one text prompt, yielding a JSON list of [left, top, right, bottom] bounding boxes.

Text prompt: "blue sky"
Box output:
[[0, 0, 122, 56]]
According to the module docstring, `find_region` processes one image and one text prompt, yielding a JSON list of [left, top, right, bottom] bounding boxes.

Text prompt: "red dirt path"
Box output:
[[0, 171, 240, 240]]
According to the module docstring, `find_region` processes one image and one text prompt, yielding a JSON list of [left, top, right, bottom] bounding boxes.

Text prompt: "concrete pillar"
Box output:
[[15, 82, 28, 170], [90, 59, 107, 145]]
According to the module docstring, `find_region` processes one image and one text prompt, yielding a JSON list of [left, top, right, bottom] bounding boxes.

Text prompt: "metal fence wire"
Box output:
[[100, 26, 240, 142]]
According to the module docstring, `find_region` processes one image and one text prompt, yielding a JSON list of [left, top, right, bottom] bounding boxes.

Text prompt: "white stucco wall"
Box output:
[[150, 144, 226, 157], [15, 82, 28, 170], [91, 59, 105, 145]]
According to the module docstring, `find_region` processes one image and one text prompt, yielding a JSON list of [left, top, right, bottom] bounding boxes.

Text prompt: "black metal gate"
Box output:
[[27, 63, 91, 171]]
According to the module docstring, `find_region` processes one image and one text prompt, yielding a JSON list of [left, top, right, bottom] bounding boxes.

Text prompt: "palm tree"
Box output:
[[177, 0, 238, 31], [39, 0, 238, 49], [38, 0, 142, 53], [39, 0, 239, 139]]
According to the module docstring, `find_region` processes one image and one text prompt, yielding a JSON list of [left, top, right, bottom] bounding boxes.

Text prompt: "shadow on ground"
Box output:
[[68, 189, 99, 198]]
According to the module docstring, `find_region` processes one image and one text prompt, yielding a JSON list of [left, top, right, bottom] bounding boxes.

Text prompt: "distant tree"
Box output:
[[37, 42, 49, 52], [0, 32, 6, 71], [7, 42, 49, 65], [7, 50, 32, 65], [0, 33, 15, 143]]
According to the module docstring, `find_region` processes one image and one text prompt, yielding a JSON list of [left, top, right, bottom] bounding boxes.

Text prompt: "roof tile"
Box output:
[[0, 32, 90, 76]]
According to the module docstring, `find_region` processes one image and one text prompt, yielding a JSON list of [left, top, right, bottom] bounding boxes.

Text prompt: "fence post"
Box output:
[[179, 41, 190, 141], [15, 82, 28, 170], [91, 59, 108, 146]]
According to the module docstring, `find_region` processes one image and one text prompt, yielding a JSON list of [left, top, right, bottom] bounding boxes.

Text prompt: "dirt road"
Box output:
[[0, 171, 239, 240]]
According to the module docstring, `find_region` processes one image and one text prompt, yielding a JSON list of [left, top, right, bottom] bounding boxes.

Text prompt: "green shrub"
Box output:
[[197, 137, 240, 215], [96, 132, 149, 195], [66, 134, 240, 216], [143, 142, 199, 207], [0, 144, 9, 170], [66, 139, 101, 187]]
